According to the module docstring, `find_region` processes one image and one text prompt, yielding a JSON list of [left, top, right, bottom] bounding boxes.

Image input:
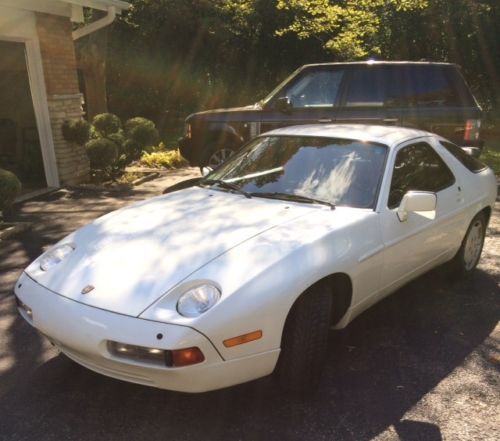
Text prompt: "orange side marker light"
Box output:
[[223, 330, 263, 348]]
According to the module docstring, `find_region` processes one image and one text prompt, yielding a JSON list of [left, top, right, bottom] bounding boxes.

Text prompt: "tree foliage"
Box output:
[[276, 0, 429, 59], [105, 0, 500, 124]]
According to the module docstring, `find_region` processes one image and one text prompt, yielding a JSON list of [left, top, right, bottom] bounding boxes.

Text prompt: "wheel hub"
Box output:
[[463, 220, 483, 271], [207, 148, 234, 168]]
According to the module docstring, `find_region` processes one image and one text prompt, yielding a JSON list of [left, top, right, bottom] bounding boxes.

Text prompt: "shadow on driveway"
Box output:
[[0, 188, 498, 441]]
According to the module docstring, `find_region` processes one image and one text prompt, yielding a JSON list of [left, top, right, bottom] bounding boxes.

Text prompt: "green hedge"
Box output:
[[0, 168, 22, 212]]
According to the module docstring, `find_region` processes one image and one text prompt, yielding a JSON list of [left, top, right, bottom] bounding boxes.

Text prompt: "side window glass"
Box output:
[[284, 70, 344, 108], [386, 66, 461, 107], [388, 142, 455, 208], [440, 141, 487, 173], [344, 67, 386, 107]]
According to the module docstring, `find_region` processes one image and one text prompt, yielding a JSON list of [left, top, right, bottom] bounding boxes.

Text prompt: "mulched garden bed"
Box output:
[[72, 170, 159, 192]]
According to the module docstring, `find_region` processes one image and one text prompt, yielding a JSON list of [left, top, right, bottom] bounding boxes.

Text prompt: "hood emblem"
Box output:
[[81, 285, 95, 295]]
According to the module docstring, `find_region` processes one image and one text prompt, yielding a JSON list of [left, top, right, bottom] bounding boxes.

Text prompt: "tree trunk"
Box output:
[[75, 12, 109, 120]]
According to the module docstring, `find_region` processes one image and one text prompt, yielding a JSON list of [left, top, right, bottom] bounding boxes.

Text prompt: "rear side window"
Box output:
[[440, 141, 487, 172], [344, 67, 385, 107], [385, 65, 470, 107], [388, 142, 455, 208]]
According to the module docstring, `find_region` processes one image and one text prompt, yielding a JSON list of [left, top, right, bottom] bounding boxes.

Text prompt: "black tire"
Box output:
[[275, 284, 332, 395], [200, 142, 235, 171], [450, 212, 487, 276]]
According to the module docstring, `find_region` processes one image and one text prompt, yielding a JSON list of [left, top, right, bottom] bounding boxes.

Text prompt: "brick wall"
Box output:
[[35, 13, 89, 185]]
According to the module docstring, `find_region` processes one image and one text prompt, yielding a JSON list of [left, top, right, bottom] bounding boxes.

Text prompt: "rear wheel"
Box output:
[[450, 212, 486, 276], [275, 284, 332, 395]]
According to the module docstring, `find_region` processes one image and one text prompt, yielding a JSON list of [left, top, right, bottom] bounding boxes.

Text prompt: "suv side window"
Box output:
[[344, 67, 386, 107], [388, 142, 455, 208], [283, 69, 345, 108], [386, 66, 462, 107]]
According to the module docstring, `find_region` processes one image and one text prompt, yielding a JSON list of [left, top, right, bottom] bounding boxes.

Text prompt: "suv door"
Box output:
[[260, 67, 347, 133], [379, 139, 463, 293]]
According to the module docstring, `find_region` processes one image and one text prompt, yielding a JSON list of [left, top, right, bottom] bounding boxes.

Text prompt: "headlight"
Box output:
[[177, 284, 220, 318], [40, 244, 75, 271]]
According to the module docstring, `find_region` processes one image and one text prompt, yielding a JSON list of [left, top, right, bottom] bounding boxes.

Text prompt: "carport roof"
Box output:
[[1, 0, 130, 20], [58, 0, 130, 12]]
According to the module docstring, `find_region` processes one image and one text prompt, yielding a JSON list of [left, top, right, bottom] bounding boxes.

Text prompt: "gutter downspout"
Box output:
[[72, 6, 116, 40]]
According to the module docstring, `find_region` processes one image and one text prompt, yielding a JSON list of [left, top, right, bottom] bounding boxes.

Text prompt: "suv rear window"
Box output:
[[440, 141, 487, 172]]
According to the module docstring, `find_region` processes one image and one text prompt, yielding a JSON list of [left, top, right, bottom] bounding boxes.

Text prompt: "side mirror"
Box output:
[[397, 191, 436, 222], [201, 166, 213, 177], [275, 96, 293, 113]]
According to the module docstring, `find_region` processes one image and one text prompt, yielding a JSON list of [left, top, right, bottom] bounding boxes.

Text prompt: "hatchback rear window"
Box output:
[[440, 141, 487, 173]]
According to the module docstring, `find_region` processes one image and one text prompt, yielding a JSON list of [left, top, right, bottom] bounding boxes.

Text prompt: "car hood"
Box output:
[[25, 187, 311, 317], [186, 103, 262, 122]]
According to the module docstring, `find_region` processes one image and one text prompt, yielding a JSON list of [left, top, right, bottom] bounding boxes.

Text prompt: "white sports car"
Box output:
[[15, 125, 497, 393]]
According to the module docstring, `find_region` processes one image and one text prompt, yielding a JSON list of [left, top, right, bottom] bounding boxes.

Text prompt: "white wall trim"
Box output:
[[25, 37, 60, 187], [0, 7, 60, 187]]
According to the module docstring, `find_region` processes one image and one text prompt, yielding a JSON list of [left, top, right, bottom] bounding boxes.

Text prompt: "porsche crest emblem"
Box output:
[[81, 285, 95, 295]]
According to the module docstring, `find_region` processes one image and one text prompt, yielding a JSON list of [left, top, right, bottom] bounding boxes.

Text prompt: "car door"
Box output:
[[259, 67, 347, 133], [378, 138, 463, 293]]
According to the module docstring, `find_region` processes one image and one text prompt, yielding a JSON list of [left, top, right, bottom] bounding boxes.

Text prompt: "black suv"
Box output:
[[179, 61, 483, 168]]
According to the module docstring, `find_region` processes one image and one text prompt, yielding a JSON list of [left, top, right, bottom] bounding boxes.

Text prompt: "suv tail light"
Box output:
[[464, 119, 481, 142]]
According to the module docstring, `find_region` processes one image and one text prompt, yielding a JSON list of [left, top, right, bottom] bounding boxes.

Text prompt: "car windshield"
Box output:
[[207, 136, 388, 209]]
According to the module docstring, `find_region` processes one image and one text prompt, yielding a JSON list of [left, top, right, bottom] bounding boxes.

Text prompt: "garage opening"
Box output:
[[0, 41, 46, 194]]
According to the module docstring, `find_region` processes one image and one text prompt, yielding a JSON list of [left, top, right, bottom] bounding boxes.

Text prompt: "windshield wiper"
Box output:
[[200, 179, 252, 199], [251, 192, 335, 209]]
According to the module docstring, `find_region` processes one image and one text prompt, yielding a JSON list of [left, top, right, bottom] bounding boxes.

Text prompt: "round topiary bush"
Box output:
[[85, 138, 118, 170], [0, 168, 22, 213], [124, 117, 159, 148], [92, 113, 122, 137], [62, 118, 91, 146], [107, 131, 125, 150]]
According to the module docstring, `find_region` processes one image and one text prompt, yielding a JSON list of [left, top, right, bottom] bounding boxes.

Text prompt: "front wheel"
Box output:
[[450, 212, 487, 276], [201, 143, 235, 171], [274, 284, 332, 395]]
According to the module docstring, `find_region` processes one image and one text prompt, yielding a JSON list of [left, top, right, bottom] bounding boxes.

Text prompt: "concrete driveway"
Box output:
[[0, 170, 498, 441]]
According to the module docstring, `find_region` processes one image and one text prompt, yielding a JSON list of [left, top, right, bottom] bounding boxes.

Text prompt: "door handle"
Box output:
[[318, 118, 332, 123]]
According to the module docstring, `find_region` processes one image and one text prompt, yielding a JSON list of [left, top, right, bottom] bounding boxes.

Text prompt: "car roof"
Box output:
[[301, 61, 457, 68], [263, 124, 434, 147]]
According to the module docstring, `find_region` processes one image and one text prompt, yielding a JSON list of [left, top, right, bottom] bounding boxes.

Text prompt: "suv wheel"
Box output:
[[202, 143, 235, 169]]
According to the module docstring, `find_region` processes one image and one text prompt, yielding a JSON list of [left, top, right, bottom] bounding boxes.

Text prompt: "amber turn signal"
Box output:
[[223, 330, 263, 348], [171, 347, 205, 367]]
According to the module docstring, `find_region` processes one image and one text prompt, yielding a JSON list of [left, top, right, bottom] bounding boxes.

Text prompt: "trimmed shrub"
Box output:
[[92, 113, 122, 137], [85, 138, 118, 170], [62, 118, 91, 146], [124, 117, 159, 148], [140, 149, 188, 169], [0, 168, 22, 213], [122, 138, 143, 162], [107, 131, 126, 150]]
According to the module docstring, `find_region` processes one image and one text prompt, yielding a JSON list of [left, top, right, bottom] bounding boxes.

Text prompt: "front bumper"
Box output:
[[178, 136, 196, 164], [14, 273, 279, 392]]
